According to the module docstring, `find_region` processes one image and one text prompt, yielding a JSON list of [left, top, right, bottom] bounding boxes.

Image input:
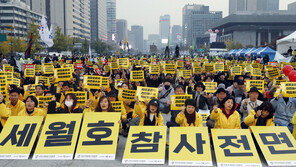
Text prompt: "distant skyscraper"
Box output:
[[183, 4, 222, 46], [229, 0, 247, 15], [46, 0, 91, 40], [26, 0, 46, 15], [131, 25, 144, 52], [148, 34, 161, 48], [159, 15, 171, 43], [230, 0, 279, 14], [171, 25, 182, 45], [288, 2, 296, 14], [90, 0, 107, 41], [116, 19, 127, 44], [106, 0, 116, 42]]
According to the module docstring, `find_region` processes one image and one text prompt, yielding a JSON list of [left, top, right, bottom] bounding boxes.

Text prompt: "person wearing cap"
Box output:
[[6, 89, 25, 116], [210, 96, 241, 129], [134, 97, 164, 126], [175, 99, 203, 127], [244, 102, 275, 127], [240, 87, 263, 121]]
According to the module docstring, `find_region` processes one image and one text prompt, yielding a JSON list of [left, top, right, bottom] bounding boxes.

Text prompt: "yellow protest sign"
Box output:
[[273, 79, 286, 86], [163, 64, 176, 74], [193, 67, 202, 74], [204, 64, 214, 73], [251, 63, 259, 68], [0, 75, 8, 101], [251, 68, 261, 77], [136, 86, 158, 102], [267, 68, 281, 79], [24, 85, 36, 95], [181, 70, 192, 79], [244, 65, 252, 73], [149, 65, 160, 74], [169, 127, 212, 166], [245, 80, 264, 93], [214, 63, 224, 72], [170, 95, 192, 110], [75, 112, 121, 160], [3, 65, 13, 72], [101, 77, 110, 88], [33, 114, 82, 160], [54, 68, 72, 82], [0, 116, 43, 159], [231, 66, 242, 75], [0, 72, 13, 85], [122, 126, 167, 164], [65, 91, 87, 106], [24, 68, 35, 78], [212, 129, 261, 167], [118, 88, 136, 102], [83, 75, 101, 89], [110, 62, 119, 70], [281, 82, 296, 97], [37, 96, 54, 108], [13, 78, 20, 87], [43, 65, 54, 75], [35, 76, 50, 86], [192, 62, 200, 68], [203, 82, 217, 93], [118, 58, 129, 69], [34, 65, 42, 73], [251, 126, 296, 166], [176, 61, 184, 68], [130, 71, 144, 82], [111, 101, 125, 113]]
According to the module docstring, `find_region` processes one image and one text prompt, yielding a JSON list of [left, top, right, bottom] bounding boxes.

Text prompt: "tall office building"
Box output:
[[90, 0, 107, 41], [116, 19, 127, 44], [159, 15, 170, 43], [46, 0, 91, 40], [229, 0, 247, 15], [148, 34, 161, 48], [183, 4, 222, 46], [106, 0, 116, 42], [288, 2, 296, 14], [0, 0, 42, 38], [230, 0, 279, 15], [131, 25, 144, 52], [26, 0, 46, 15], [171, 25, 182, 45]]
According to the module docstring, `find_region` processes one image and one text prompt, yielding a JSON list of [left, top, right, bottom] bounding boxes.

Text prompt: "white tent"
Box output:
[[276, 31, 296, 54], [273, 51, 293, 63]]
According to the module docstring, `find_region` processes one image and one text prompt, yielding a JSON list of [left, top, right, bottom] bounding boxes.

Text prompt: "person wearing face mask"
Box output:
[[176, 99, 203, 127], [18, 96, 46, 117], [48, 93, 83, 114], [244, 102, 275, 127], [158, 79, 174, 111], [210, 96, 241, 129], [134, 97, 164, 126]]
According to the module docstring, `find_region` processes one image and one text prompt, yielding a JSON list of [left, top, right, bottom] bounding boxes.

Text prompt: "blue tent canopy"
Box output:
[[240, 48, 250, 56], [225, 49, 234, 56], [257, 47, 276, 61], [244, 48, 257, 56], [251, 47, 264, 57]]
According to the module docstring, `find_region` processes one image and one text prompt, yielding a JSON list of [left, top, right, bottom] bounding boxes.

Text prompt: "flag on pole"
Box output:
[[89, 44, 92, 56], [124, 36, 127, 51], [39, 16, 54, 47], [192, 39, 195, 50], [25, 33, 33, 59]]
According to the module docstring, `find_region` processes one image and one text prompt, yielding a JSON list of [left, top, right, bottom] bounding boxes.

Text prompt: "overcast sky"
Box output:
[[117, 0, 296, 39]]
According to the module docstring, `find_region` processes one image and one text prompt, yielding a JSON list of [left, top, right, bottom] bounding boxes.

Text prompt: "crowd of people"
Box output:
[[0, 54, 295, 140]]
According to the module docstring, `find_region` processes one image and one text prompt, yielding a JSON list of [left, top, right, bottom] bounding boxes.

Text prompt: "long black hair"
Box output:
[[256, 101, 274, 119], [146, 99, 160, 117]]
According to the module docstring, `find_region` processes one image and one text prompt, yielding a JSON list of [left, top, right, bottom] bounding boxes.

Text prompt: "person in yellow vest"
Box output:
[[6, 89, 25, 116], [292, 111, 296, 140], [210, 96, 241, 129], [0, 93, 11, 128], [134, 96, 164, 126], [244, 102, 275, 127], [18, 95, 46, 117], [48, 93, 83, 114], [176, 99, 203, 127], [23, 85, 45, 100], [85, 96, 116, 113]]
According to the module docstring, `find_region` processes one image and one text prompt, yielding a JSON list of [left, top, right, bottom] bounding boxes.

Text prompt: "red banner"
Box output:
[[94, 68, 102, 76], [23, 64, 35, 71], [75, 63, 83, 69]]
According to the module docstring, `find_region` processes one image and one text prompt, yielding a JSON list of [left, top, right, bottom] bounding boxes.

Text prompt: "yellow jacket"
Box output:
[[210, 108, 241, 129], [176, 111, 203, 127], [244, 110, 275, 127], [18, 107, 47, 117], [134, 102, 164, 126], [6, 100, 26, 116], [292, 112, 296, 140], [123, 102, 138, 119], [0, 103, 11, 126], [84, 105, 127, 122]]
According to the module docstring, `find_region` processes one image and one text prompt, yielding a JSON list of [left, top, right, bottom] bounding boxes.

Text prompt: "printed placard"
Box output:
[[267, 69, 281, 79], [231, 66, 242, 75], [136, 86, 158, 102], [118, 88, 136, 102], [170, 95, 193, 110], [149, 65, 160, 75], [3, 65, 13, 72], [54, 68, 72, 82], [203, 82, 217, 94], [23, 64, 35, 71], [245, 80, 264, 93], [37, 96, 54, 108], [118, 58, 129, 69], [75, 112, 121, 160], [193, 67, 202, 74], [43, 65, 54, 75], [214, 64, 224, 72], [33, 114, 82, 160], [251, 126, 296, 166], [212, 129, 261, 167], [13, 78, 20, 87], [169, 127, 212, 166], [101, 77, 110, 88], [110, 62, 119, 70], [83, 75, 101, 89], [66, 91, 87, 106], [251, 68, 261, 77], [35, 76, 50, 86], [281, 82, 296, 97], [122, 126, 167, 164], [130, 71, 144, 82], [163, 64, 176, 74], [204, 65, 214, 73], [181, 70, 192, 79], [24, 69, 35, 78], [0, 116, 43, 159], [35, 65, 42, 73]]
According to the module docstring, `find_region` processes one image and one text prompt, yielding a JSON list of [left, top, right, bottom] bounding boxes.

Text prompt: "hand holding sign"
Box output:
[[256, 110, 262, 118], [213, 105, 218, 113]]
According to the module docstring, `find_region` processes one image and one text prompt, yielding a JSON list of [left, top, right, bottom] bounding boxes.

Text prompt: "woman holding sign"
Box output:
[[175, 99, 203, 127], [244, 102, 275, 127], [134, 96, 164, 126], [210, 96, 241, 129]]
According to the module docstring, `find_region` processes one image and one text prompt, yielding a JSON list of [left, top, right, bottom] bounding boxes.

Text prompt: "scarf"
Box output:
[[184, 110, 196, 126]]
